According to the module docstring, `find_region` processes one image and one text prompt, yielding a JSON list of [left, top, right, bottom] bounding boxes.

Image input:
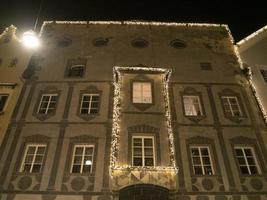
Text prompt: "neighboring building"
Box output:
[[0, 21, 267, 200], [0, 26, 31, 145], [237, 25, 267, 124]]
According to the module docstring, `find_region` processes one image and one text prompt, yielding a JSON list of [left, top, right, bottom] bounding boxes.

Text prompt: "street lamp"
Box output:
[[22, 30, 40, 49]]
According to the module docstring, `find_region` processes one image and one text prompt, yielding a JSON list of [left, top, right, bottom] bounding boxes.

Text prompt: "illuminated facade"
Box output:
[[0, 26, 31, 145], [0, 21, 267, 200]]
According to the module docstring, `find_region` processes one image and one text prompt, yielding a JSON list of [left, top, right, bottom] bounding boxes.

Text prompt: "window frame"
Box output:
[[37, 93, 58, 114], [190, 145, 214, 175], [67, 64, 85, 78], [221, 95, 242, 117], [132, 81, 153, 104], [183, 95, 203, 117], [70, 144, 95, 174], [234, 146, 261, 175], [132, 136, 155, 167], [0, 94, 9, 112], [79, 93, 100, 115], [259, 68, 267, 83], [20, 144, 47, 173]]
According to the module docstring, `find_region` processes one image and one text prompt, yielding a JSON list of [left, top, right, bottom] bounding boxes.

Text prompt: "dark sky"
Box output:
[[0, 0, 266, 42]]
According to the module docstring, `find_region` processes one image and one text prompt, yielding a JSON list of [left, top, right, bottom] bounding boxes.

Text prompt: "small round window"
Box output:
[[92, 38, 108, 47], [57, 38, 72, 47], [170, 39, 187, 49], [131, 39, 149, 48]]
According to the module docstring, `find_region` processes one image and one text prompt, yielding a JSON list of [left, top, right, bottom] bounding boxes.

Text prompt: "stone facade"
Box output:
[[0, 21, 267, 200]]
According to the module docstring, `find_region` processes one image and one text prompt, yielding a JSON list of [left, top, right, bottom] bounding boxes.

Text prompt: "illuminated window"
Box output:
[[80, 94, 99, 115], [0, 94, 9, 112], [234, 146, 260, 175], [68, 65, 85, 77], [260, 69, 267, 82], [132, 82, 152, 104], [183, 95, 203, 116], [37, 94, 58, 114], [221, 96, 242, 117], [20, 144, 46, 173], [190, 146, 214, 175], [71, 145, 94, 173], [132, 136, 155, 167]]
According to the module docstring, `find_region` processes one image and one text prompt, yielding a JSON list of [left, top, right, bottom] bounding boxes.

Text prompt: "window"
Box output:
[[260, 69, 267, 83], [132, 136, 155, 167], [80, 94, 99, 114], [68, 65, 85, 77], [132, 82, 152, 104], [200, 62, 212, 71], [37, 94, 58, 114], [183, 95, 203, 116], [234, 146, 260, 175], [190, 146, 214, 175], [0, 94, 8, 112], [20, 144, 46, 173], [71, 145, 94, 173], [221, 96, 242, 117]]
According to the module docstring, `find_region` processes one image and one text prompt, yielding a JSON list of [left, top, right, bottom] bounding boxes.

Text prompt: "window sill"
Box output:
[[132, 102, 153, 111], [185, 115, 206, 123]]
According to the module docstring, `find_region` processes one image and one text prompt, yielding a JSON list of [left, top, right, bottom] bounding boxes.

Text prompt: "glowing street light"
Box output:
[[22, 30, 40, 49]]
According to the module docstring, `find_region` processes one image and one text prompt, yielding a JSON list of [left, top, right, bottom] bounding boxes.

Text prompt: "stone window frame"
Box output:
[[230, 136, 265, 177], [180, 87, 206, 123], [64, 135, 98, 176], [33, 86, 61, 121], [258, 67, 267, 83], [130, 76, 155, 111], [128, 124, 161, 166], [64, 58, 87, 78], [186, 136, 221, 177], [14, 134, 50, 175], [77, 85, 102, 121], [0, 93, 9, 114], [219, 88, 247, 123]]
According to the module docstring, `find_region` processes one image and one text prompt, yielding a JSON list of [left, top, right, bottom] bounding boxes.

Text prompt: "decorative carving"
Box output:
[[42, 194, 57, 200], [214, 196, 227, 200], [71, 177, 85, 191], [196, 196, 209, 200], [128, 124, 159, 133], [250, 178, 263, 191], [17, 176, 32, 190], [202, 178, 214, 191]]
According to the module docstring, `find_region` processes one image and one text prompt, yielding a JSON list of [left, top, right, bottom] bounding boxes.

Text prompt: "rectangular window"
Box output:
[[71, 145, 94, 173], [221, 96, 242, 117], [132, 136, 155, 167], [37, 94, 58, 114], [234, 146, 260, 175], [190, 146, 214, 175], [183, 95, 203, 116], [68, 65, 85, 77], [260, 69, 267, 82], [20, 144, 46, 173], [132, 82, 152, 104], [80, 94, 99, 114], [0, 94, 9, 112]]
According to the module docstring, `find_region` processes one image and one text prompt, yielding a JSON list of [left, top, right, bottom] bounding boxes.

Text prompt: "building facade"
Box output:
[[0, 25, 31, 145], [237, 25, 267, 126], [0, 21, 267, 200]]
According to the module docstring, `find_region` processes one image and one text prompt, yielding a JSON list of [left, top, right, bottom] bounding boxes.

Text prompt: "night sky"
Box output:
[[0, 0, 266, 42]]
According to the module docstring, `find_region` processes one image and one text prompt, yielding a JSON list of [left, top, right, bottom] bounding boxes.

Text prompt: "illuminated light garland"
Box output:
[[225, 27, 267, 124], [109, 66, 178, 176]]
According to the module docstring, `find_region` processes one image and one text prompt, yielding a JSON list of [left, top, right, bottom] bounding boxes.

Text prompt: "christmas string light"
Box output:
[[236, 25, 267, 46], [109, 66, 178, 176]]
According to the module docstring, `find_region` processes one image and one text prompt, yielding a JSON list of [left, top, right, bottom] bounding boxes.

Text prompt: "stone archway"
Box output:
[[119, 184, 169, 200]]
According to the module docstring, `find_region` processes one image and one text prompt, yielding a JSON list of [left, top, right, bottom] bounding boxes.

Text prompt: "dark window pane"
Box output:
[[23, 164, 32, 172], [133, 158, 142, 166], [81, 109, 88, 114], [83, 96, 90, 101], [82, 102, 90, 108], [144, 139, 153, 147], [192, 157, 201, 165], [74, 156, 82, 164], [25, 155, 34, 162], [0, 95, 8, 111], [204, 166, 213, 175], [34, 155, 43, 163], [237, 157, 246, 165], [249, 166, 258, 174], [32, 164, 41, 173], [37, 147, 45, 154], [91, 96, 99, 101], [51, 96, 58, 101], [72, 165, 81, 173], [144, 148, 153, 156], [191, 149, 199, 156], [144, 158, 154, 166], [247, 157, 255, 165], [83, 165, 92, 173], [27, 147, 36, 154], [89, 109, 98, 114], [201, 148, 209, 155], [91, 102, 99, 108], [38, 109, 46, 114], [194, 166, 203, 175], [202, 157, 211, 165], [244, 149, 253, 156], [133, 148, 142, 156], [240, 166, 249, 174], [235, 149, 243, 156], [85, 147, 93, 155], [42, 96, 50, 101]]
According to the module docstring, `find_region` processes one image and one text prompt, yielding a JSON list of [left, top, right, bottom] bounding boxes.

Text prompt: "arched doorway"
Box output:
[[119, 184, 169, 200]]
